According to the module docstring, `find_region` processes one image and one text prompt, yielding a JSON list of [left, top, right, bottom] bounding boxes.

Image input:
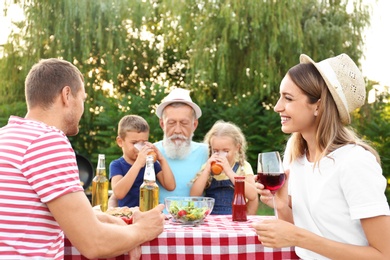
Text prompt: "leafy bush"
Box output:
[[0, 102, 26, 127], [2, 83, 388, 206], [352, 89, 390, 204], [195, 94, 288, 170]]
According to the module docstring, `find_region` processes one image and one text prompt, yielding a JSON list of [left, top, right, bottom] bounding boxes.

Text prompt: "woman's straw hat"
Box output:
[[300, 53, 366, 125], [156, 88, 202, 119]]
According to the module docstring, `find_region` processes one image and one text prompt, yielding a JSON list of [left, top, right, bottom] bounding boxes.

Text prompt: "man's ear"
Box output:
[[61, 86, 71, 105], [159, 118, 164, 129], [193, 119, 199, 130]]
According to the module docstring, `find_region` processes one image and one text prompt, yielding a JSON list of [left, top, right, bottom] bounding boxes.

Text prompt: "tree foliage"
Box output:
[[1, 0, 370, 104], [2, 0, 388, 204], [352, 82, 390, 203]]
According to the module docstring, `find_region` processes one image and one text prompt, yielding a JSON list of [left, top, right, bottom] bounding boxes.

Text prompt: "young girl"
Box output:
[[190, 120, 258, 215], [252, 53, 390, 259]]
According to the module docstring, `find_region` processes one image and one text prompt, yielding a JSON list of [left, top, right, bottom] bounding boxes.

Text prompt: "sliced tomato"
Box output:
[[120, 216, 133, 225], [177, 210, 187, 217]]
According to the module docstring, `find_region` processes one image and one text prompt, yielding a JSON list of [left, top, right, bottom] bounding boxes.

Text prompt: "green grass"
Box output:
[[256, 202, 274, 216]]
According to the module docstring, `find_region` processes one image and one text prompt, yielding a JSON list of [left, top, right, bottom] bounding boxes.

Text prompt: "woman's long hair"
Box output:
[[286, 63, 380, 164]]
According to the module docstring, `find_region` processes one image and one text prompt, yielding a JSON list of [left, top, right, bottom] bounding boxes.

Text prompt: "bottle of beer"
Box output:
[[91, 154, 109, 212], [232, 176, 247, 221], [139, 155, 159, 211]]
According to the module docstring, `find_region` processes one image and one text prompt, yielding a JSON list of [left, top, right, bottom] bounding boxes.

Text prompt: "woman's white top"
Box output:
[[287, 144, 389, 260]]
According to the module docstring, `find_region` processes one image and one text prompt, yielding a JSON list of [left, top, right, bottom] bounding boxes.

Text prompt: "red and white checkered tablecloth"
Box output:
[[64, 215, 299, 260]]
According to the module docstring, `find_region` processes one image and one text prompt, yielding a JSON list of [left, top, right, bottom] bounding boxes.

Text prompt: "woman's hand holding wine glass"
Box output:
[[256, 175, 289, 212], [256, 151, 286, 219]]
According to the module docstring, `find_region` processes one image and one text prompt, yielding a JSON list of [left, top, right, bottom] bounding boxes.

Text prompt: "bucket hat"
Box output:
[[156, 88, 202, 119], [300, 53, 366, 125]]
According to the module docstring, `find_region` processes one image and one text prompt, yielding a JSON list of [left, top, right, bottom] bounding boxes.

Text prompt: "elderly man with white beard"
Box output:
[[154, 88, 208, 203], [107, 88, 208, 208]]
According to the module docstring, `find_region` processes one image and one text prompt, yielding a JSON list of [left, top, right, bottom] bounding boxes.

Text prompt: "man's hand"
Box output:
[[131, 204, 165, 242]]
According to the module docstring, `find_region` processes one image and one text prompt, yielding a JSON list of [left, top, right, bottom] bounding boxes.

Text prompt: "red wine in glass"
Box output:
[[257, 172, 285, 195], [257, 151, 285, 218]]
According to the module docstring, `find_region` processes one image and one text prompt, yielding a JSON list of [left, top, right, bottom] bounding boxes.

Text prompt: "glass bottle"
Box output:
[[91, 154, 109, 212], [232, 176, 247, 221], [139, 155, 159, 212]]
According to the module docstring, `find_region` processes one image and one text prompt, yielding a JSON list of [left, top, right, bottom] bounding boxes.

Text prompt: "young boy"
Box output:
[[109, 115, 176, 208]]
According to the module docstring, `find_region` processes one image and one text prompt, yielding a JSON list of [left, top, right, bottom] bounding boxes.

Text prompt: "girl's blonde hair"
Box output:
[[191, 120, 248, 186], [204, 120, 247, 166], [286, 63, 380, 165]]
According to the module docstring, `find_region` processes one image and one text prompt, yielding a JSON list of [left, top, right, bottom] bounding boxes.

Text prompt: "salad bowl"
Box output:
[[165, 196, 215, 226]]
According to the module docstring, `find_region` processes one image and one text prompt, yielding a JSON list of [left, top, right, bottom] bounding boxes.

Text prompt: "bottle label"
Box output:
[[144, 155, 156, 181]]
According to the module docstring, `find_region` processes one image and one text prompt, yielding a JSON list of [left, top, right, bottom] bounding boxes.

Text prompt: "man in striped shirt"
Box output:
[[0, 58, 165, 259]]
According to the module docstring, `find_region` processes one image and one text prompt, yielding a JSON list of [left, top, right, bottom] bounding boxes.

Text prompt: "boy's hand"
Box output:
[[146, 142, 163, 162]]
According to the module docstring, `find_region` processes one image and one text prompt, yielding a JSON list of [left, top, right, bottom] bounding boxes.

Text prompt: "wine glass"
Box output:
[[257, 151, 286, 218]]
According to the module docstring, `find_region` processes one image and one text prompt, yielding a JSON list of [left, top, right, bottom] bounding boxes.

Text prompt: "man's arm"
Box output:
[[47, 191, 165, 259]]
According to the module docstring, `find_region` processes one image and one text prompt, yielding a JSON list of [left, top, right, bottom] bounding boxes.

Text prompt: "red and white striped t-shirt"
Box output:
[[0, 116, 84, 259]]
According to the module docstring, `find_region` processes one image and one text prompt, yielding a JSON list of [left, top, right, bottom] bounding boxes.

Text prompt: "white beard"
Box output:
[[163, 133, 193, 159]]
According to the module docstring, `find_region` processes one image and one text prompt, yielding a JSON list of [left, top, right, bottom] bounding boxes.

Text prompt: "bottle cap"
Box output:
[[148, 151, 157, 162]]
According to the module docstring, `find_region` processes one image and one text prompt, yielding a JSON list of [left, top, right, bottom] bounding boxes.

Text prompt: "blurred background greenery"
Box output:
[[1, 0, 389, 205]]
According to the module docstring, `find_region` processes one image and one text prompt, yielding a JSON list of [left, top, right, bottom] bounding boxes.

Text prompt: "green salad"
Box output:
[[168, 200, 210, 222]]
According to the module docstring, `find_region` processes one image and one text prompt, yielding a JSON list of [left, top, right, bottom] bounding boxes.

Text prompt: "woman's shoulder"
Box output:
[[331, 144, 378, 164], [333, 144, 371, 156]]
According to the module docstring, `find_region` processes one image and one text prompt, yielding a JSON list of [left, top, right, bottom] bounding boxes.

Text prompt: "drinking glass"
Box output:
[[257, 151, 286, 218], [210, 151, 227, 175], [134, 142, 157, 162], [134, 142, 145, 151]]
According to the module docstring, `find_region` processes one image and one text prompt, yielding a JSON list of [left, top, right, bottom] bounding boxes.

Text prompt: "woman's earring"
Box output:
[[314, 111, 318, 116]]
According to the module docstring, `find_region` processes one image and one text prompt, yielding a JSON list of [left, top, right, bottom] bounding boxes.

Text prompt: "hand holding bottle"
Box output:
[[131, 204, 165, 241], [144, 142, 157, 162]]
